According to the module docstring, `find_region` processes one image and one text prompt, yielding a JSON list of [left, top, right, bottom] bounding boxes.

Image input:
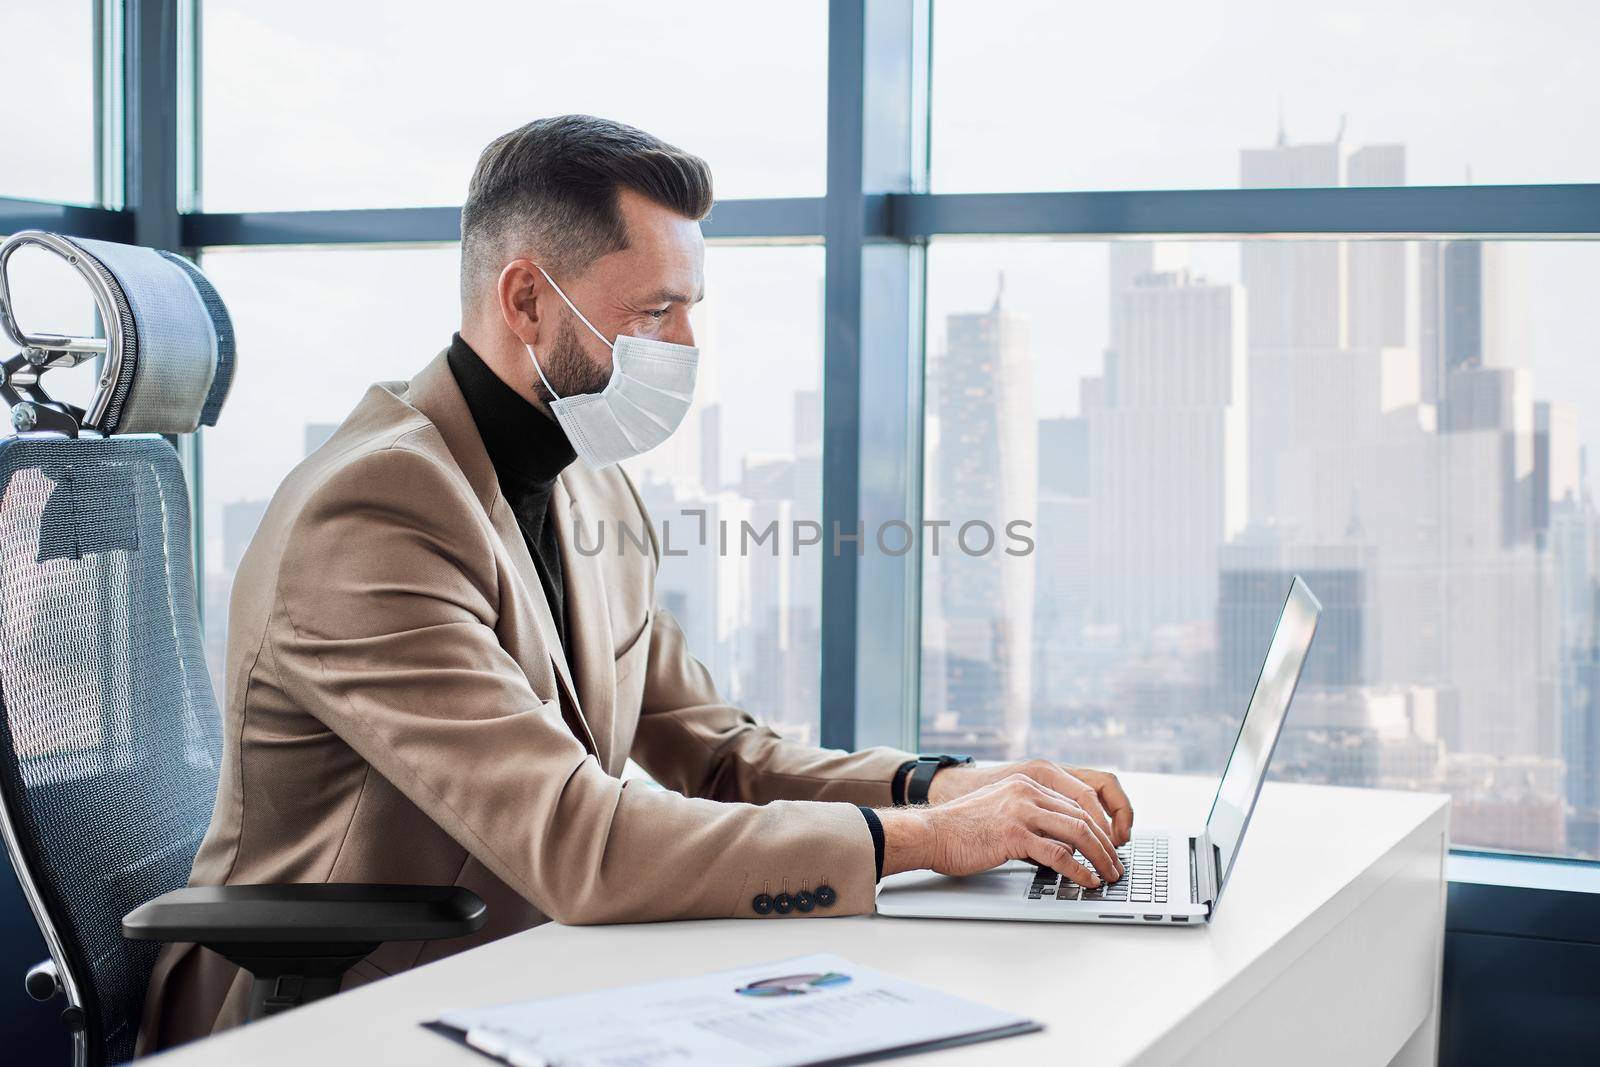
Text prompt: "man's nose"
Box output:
[[664, 318, 695, 348]]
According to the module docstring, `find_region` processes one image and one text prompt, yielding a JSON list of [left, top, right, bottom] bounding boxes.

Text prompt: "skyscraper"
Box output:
[[923, 280, 1037, 756], [699, 402, 722, 493], [1420, 241, 1530, 404], [1037, 416, 1088, 497], [1240, 132, 1345, 523], [1238, 128, 1409, 524], [1218, 538, 1375, 695], [1565, 621, 1600, 858], [1087, 265, 1247, 637], [1346, 145, 1411, 351], [1436, 364, 1561, 760], [1534, 402, 1582, 538]]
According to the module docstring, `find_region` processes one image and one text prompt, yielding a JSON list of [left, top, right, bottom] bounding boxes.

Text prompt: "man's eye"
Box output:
[[647, 308, 669, 320]]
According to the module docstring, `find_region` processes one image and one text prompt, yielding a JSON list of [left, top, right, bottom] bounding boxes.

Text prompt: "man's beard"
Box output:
[[535, 316, 612, 404]]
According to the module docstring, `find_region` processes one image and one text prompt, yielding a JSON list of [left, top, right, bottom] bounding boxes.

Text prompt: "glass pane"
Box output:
[[625, 246, 826, 744], [0, 2, 101, 204], [931, 1, 1600, 192], [198, 1, 827, 210], [196, 245, 461, 690], [921, 237, 1600, 860], [198, 243, 823, 743]]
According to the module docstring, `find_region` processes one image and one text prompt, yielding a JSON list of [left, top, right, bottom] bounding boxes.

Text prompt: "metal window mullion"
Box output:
[[126, 0, 181, 251], [0, 199, 133, 242], [178, 198, 828, 248], [819, 0, 868, 750], [820, 0, 927, 752], [125, 0, 201, 596], [892, 184, 1600, 239], [166, 184, 1600, 254]]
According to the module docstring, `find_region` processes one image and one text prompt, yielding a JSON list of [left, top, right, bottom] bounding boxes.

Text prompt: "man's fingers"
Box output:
[[1074, 767, 1135, 846], [1023, 834, 1100, 888], [1033, 764, 1115, 841], [1031, 809, 1119, 885], [1038, 794, 1121, 879], [1022, 779, 1122, 879]]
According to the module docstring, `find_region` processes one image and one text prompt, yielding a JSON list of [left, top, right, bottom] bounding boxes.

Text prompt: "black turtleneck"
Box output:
[[447, 334, 577, 649]]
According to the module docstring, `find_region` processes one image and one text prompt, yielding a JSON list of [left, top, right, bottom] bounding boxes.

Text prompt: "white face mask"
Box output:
[[525, 265, 699, 470]]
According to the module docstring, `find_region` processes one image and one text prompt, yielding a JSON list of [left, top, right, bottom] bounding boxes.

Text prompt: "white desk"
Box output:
[[151, 774, 1449, 1066]]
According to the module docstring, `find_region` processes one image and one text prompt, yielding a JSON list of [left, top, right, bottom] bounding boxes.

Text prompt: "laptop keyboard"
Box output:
[[1026, 836, 1169, 904]]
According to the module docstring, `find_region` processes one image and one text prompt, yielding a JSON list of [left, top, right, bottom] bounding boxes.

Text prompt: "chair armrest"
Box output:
[[122, 884, 487, 1021], [122, 883, 487, 945]]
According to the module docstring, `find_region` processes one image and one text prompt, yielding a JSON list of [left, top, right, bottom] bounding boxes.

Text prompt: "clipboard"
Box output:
[[421, 952, 1041, 1066]]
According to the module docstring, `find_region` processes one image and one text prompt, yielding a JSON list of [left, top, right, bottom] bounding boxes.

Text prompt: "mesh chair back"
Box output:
[[0, 232, 232, 1067], [0, 436, 221, 1066]]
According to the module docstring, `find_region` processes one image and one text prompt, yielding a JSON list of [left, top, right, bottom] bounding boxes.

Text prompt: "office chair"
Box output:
[[0, 232, 487, 1067]]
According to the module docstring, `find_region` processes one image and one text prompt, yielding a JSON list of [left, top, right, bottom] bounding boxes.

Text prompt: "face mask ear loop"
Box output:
[[533, 264, 616, 351], [525, 343, 563, 402]]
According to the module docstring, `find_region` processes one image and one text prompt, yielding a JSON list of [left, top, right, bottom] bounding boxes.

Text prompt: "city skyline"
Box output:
[[919, 125, 1597, 858]]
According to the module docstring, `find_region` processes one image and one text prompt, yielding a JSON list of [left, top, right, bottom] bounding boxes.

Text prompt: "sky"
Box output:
[[3, 1, 1600, 561], [0, 4, 97, 204], [931, 0, 1600, 191]]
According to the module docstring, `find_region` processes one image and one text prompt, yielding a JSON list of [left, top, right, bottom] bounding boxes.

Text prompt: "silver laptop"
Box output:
[[877, 576, 1321, 926]]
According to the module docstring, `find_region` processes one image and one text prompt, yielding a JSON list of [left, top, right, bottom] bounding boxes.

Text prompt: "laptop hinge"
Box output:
[[1188, 838, 1199, 904], [1191, 833, 1219, 912]]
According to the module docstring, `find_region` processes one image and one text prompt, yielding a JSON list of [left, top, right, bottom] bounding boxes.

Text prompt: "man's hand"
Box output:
[[879, 773, 1125, 887], [925, 759, 1133, 846]]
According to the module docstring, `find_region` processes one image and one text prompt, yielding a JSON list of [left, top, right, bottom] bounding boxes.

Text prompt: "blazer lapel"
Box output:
[[486, 495, 597, 754], [404, 351, 598, 757], [553, 475, 618, 769]]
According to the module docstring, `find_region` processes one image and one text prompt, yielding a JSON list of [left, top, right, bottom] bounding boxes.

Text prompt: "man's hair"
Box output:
[[460, 115, 713, 300]]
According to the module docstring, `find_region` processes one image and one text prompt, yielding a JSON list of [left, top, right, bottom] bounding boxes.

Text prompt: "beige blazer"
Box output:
[[138, 351, 910, 1051]]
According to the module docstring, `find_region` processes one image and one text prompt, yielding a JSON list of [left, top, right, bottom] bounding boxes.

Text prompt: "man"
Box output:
[[139, 115, 1132, 1050]]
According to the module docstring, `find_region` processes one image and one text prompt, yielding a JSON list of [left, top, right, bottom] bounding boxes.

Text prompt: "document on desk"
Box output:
[[426, 951, 1039, 1066]]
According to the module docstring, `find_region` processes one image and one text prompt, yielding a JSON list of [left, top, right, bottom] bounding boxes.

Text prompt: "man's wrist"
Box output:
[[877, 807, 934, 877]]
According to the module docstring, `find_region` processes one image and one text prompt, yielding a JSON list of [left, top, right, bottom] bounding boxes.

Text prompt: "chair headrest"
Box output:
[[0, 231, 235, 436]]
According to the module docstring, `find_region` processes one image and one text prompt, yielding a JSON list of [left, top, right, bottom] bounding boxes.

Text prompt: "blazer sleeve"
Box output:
[[618, 478, 916, 808], [269, 443, 878, 923]]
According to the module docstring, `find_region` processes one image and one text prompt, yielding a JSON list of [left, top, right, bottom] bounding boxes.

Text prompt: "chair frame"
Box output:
[[2, 777, 93, 1065]]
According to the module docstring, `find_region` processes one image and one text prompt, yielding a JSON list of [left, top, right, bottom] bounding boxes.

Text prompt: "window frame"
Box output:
[[3, 0, 1599, 887]]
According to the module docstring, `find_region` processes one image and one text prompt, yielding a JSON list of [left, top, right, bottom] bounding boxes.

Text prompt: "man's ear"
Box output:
[[497, 259, 547, 347]]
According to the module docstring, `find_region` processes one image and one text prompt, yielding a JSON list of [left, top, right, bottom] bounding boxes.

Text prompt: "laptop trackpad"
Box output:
[[881, 865, 1032, 898]]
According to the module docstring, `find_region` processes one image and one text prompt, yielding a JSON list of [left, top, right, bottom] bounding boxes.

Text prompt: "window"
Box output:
[[622, 245, 826, 744], [931, 0, 1600, 192], [196, 243, 824, 742], [195, 245, 462, 685], [921, 235, 1600, 859], [0, 2, 108, 206], [8, 2, 1599, 870], [196, 0, 827, 211]]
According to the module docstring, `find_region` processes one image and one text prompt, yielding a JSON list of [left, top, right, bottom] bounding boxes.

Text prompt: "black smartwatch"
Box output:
[[902, 754, 975, 805]]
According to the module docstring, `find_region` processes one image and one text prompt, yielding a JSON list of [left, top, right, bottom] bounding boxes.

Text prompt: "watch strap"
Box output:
[[890, 760, 918, 806], [905, 754, 975, 805], [906, 760, 942, 805]]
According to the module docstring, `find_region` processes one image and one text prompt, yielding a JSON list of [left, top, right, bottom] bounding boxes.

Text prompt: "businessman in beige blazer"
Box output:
[[139, 115, 1133, 1052]]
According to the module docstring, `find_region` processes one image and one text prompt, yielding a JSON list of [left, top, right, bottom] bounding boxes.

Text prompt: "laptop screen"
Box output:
[[1203, 576, 1321, 904]]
